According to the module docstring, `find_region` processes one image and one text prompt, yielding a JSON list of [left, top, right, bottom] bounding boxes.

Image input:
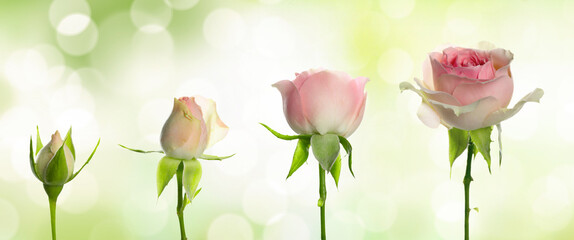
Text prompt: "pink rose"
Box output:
[[273, 69, 368, 137], [401, 46, 543, 130], [160, 96, 228, 160]]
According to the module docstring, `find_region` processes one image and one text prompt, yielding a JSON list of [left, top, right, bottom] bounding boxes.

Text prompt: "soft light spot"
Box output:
[[57, 14, 91, 36], [210, 129, 258, 176], [326, 211, 365, 239], [59, 171, 99, 214], [138, 98, 171, 143], [57, 20, 98, 56], [254, 17, 294, 58], [164, 0, 199, 10], [379, 0, 415, 19], [263, 214, 309, 240], [4, 49, 49, 90], [378, 48, 414, 84], [49, 0, 91, 29], [203, 9, 245, 50], [122, 190, 169, 236], [208, 214, 253, 240], [242, 181, 288, 225], [0, 199, 19, 240], [131, 0, 172, 33]]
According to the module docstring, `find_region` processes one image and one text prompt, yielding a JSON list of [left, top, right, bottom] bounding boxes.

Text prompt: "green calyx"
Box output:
[[261, 123, 355, 186], [448, 126, 500, 174], [156, 156, 203, 201]]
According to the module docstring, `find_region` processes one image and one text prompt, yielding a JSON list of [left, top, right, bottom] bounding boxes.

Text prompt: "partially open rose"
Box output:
[[401, 46, 543, 130]]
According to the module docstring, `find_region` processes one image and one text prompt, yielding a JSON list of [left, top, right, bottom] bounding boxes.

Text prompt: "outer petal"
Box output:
[[272, 80, 314, 134], [483, 88, 543, 127], [160, 98, 208, 160], [452, 73, 513, 107], [428, 96, 500, 130], [490, 48, 513, 70], [341, 94, 367, 137], [293, 68, 324, 89], [298, 70, 360, 135], [193, 96, 229, 149], [417, 103, 440, 128]]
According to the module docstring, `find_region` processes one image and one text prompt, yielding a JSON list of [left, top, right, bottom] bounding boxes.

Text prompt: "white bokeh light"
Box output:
[[131, 0, 172, 33], [164, 0, 199, 11], [242, 180, 288, 225], [138, 98, 171, 143], [207, 214, 253, 240], [57, 20, 99, 56], [264, 214, 310, 240], [0, 199, 19, 240], [122, 190, 169, 236], [254, 17, 294, 58], [378, 48, 414, 85], [57, 14, 91, 36], [203, 9, 246, 50], [4, 49, 49, 90], [49, 0, 91, 29], [379, 0, 415, 19]]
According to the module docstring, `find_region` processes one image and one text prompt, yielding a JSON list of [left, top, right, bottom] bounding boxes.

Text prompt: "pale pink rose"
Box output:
[[35, 131, 75, 182], [160, 96, 229, 160], [401, 46, 543, 130], [273, 69, 368, 137]]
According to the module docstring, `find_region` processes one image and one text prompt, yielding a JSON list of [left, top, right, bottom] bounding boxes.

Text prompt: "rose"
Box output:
[[273, 69, 368, 137], [401, 46, 543, 130], [160, 96, 229, 160], [35, 131, 75, 185]]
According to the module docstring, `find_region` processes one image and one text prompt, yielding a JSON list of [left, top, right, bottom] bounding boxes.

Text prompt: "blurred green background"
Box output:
[[0, 0, 573, 239]]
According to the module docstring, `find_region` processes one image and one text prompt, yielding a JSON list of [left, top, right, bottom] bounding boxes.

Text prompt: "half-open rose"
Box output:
[[401, 46, 543, 130]]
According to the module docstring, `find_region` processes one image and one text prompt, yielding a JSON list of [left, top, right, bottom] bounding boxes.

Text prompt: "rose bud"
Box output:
[[273, 69, 368, 137], [160, 96, 229, 160], [35, 131, 75, 185]]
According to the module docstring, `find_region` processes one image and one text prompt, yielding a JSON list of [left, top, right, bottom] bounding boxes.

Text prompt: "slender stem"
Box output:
[[49, 197, 57, 240], [318, 165, 327, 240], [463, 140, 474, 240], [43, 184, 62, 240], [176, 162, 187, 240]]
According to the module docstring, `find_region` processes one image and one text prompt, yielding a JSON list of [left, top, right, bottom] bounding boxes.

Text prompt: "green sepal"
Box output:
[[311, 134, 340, 172], [473, 207, 479, 213], [43, 144, 69, 185], [35, 126, 43, 156], [448, 128, 469, 172], [182, 188, 202, 211], [330, 154, 341, 187], [182, 158, 202, 200], [338, 136, 354, 177], [64, 127, 76, 160], [260, 123, 311, 140], [29, 137, 41, 181], [198, 154, 235, 161], [67, 139, 100, 182], [43, 184, 63, 202], [118, 144, 164, 154], [156, 156, 182, 198], [469, 126, 493, 173], [194, 188, 202, 198], [286, 138, 310, 179]]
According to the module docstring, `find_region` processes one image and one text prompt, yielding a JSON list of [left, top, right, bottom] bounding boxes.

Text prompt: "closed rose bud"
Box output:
[[35, 131, 75, 185], [273, 69, 368, 137], [160, 96, 229, 160]]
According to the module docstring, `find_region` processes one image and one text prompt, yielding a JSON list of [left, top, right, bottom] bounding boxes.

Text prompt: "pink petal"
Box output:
[[160, 98, 208, 160], [489, 48, 513, 70], [342, 94, 367, 137], [298, 70, 361, 135], [452, 75, 514, 107], [477, 61, 495, 80], [431, 58, 476, 94], [272, 80, 314, 134]]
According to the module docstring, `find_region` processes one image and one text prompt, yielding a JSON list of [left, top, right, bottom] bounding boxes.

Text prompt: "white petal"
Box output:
[[193, 96, 229, 149], [483, 88, 544, 127], [417, 103, 440, 128]]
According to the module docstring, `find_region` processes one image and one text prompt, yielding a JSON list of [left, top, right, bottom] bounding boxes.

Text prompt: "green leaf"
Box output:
[[182, 159, 202, 200], [473, 207, 479, 213], [338, 136, 354, 177], [330, 154, 341, 187], [198, 154, 235, 161], [43, 145, 69, 185], [260, 123, 311, 140], [286, 138, 310, 179], [156, 156, 182, 198], [469, 126, 493, 173], [67, 139, 100, 182], [448, 128, 469, 169], [311, 134, 340, 172], [118, 144, 164, 154], [64, 127, 76, 160], [29, 137, 41, 181], [35, 126, 43, 156], [496, 124, 503, 166]]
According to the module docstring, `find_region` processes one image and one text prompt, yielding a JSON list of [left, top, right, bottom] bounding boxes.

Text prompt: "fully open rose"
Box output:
[[401, 46, 543, 130]]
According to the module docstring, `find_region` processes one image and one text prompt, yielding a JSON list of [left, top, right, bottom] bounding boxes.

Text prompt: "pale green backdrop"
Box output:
[[0, 0, 573, 239]]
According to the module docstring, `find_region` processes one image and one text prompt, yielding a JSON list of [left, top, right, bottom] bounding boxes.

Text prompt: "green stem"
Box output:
[[318, 165, 327, 240], [176, 162, 187, 240], [49, 198, 57, 240], [463, 140, 474, 240], [43, 184, 62, 240]]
